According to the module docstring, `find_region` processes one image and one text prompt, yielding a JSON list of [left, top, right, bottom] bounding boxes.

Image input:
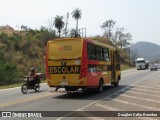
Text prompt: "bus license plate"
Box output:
[[60, 81, 68, 86]]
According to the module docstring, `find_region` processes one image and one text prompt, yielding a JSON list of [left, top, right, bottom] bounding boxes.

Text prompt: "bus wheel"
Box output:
[[97, 80, 103, 93], [113, 80, 119, 87]]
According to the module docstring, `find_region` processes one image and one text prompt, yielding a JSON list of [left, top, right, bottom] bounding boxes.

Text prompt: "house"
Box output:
[[0, 25, 14, 31]]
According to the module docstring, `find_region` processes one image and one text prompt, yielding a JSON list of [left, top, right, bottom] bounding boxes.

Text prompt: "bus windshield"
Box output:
[[137, 60, 145, 63]]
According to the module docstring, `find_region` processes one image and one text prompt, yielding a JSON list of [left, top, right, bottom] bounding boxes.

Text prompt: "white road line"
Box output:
[[103, 98, 160, 111], [129, 88, 160, 94], [95, 102, 159, 120], [117, 94, 160, 103], [87, 117, 105, 120], [151, 85, 160, 88], [132, 72, 157, 85], [95, 103, 120, 111], [139, 118, 158, 120], [133, 85, 160, 90], [122, 90, 160, 98]]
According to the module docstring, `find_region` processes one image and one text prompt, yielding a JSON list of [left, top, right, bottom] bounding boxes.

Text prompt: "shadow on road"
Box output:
[[53, 85, 134, 100]]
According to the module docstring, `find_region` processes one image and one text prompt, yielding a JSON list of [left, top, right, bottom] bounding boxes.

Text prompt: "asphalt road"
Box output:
[[0, 68, 160, 120]]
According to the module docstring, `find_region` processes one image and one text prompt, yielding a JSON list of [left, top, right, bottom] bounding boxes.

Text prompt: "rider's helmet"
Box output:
[[30, 67, 35, 73]]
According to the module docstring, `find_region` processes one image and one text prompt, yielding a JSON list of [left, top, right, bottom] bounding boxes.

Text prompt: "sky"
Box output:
[[0, 0, 160, 45]]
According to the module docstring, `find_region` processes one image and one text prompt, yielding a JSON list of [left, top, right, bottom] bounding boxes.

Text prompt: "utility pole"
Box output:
[[64, 12, 69, 37], [79, 28, 86, 38]]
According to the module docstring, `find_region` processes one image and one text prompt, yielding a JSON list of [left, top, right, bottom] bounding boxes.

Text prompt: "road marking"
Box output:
[[133, 85, 160, 90], [151, 85, 160, 88], [0, 92, 53, 108], [87, 117, 105, 120], [95, 103, 120, 111], [117, 94, 160, 103], [122, 90, 160, 98], [110, 98, 160, 111], [95, 102, 159, 120], [129, 88, 160, 94]]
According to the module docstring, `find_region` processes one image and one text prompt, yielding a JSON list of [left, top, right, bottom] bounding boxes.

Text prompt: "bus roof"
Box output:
[[84, 38, 116, 51], [48, 38, 117, 51]]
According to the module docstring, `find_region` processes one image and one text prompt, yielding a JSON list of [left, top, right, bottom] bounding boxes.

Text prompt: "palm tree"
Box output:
[[71, 8, 82, 35], [53, 15, 65, 38]]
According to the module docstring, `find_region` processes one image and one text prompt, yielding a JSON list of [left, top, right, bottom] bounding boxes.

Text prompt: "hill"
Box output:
[[130, 41, 160, 62]]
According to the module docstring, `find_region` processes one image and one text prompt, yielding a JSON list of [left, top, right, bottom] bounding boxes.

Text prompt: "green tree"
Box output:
[[53, 15, 65, 38], [72, 8, 82, 35], [114, 28, 132, 48], [101, 19, 116, 40]]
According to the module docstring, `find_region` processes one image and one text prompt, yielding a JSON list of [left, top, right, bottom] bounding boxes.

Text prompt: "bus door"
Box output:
[[110, 51, 116, 81], [115, 51, 121, 80]]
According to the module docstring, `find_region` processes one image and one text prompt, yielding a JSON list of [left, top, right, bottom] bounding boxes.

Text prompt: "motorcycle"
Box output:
[[21, 73, 43, 94]]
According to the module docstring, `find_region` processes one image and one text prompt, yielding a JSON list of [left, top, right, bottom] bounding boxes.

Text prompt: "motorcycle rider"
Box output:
[[28, 67, 37, 86]]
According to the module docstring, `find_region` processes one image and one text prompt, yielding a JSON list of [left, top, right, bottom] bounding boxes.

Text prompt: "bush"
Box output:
[[0, 63, 19, 86]]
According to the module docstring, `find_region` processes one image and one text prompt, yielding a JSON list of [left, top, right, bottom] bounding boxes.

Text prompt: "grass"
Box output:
[[0, 83, 23, 90], [121, 64, 135, 71]]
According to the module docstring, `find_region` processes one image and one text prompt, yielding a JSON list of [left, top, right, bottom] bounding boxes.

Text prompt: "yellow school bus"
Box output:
[[46, 38, 121, 92]]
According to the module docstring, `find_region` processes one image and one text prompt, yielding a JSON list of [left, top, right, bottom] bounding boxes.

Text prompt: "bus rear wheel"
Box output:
[[97, 80, 103, 93], [113, 80, 119, 87]]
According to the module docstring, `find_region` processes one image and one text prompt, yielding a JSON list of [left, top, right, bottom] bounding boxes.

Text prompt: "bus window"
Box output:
[[104, 48, 110, 61], [96, 46, 103, 60], [87, 43, 96, 60]]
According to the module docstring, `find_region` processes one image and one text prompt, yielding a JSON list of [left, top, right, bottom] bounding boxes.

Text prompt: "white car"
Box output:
[[150, 64, 158, 71], [157, 64, 160, 69]]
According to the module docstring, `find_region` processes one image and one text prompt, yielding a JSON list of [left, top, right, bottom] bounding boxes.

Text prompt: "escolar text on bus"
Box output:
[[49, 66, 81, 74]]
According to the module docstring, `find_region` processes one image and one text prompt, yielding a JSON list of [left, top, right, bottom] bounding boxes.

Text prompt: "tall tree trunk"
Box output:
[[58, 28, 61, 38], [76, 19, 78, 34]]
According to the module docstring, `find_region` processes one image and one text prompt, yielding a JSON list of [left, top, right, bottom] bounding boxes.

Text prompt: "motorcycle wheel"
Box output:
[[34, 84, 40, 92], [21, 84, 28, 94]]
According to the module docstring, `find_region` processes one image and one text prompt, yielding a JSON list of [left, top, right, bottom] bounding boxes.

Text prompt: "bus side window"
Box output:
[[104, 48, 110, 61], [96, 46, 103, 60], [87, 43, 96, 60]]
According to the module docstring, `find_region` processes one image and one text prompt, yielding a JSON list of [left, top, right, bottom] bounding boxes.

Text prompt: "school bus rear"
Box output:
[[46, 38, 87, 89]]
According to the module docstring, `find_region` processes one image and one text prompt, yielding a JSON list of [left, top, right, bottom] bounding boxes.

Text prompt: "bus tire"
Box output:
[[113, 80, 119, 87], [97, 80, 103, 93]]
